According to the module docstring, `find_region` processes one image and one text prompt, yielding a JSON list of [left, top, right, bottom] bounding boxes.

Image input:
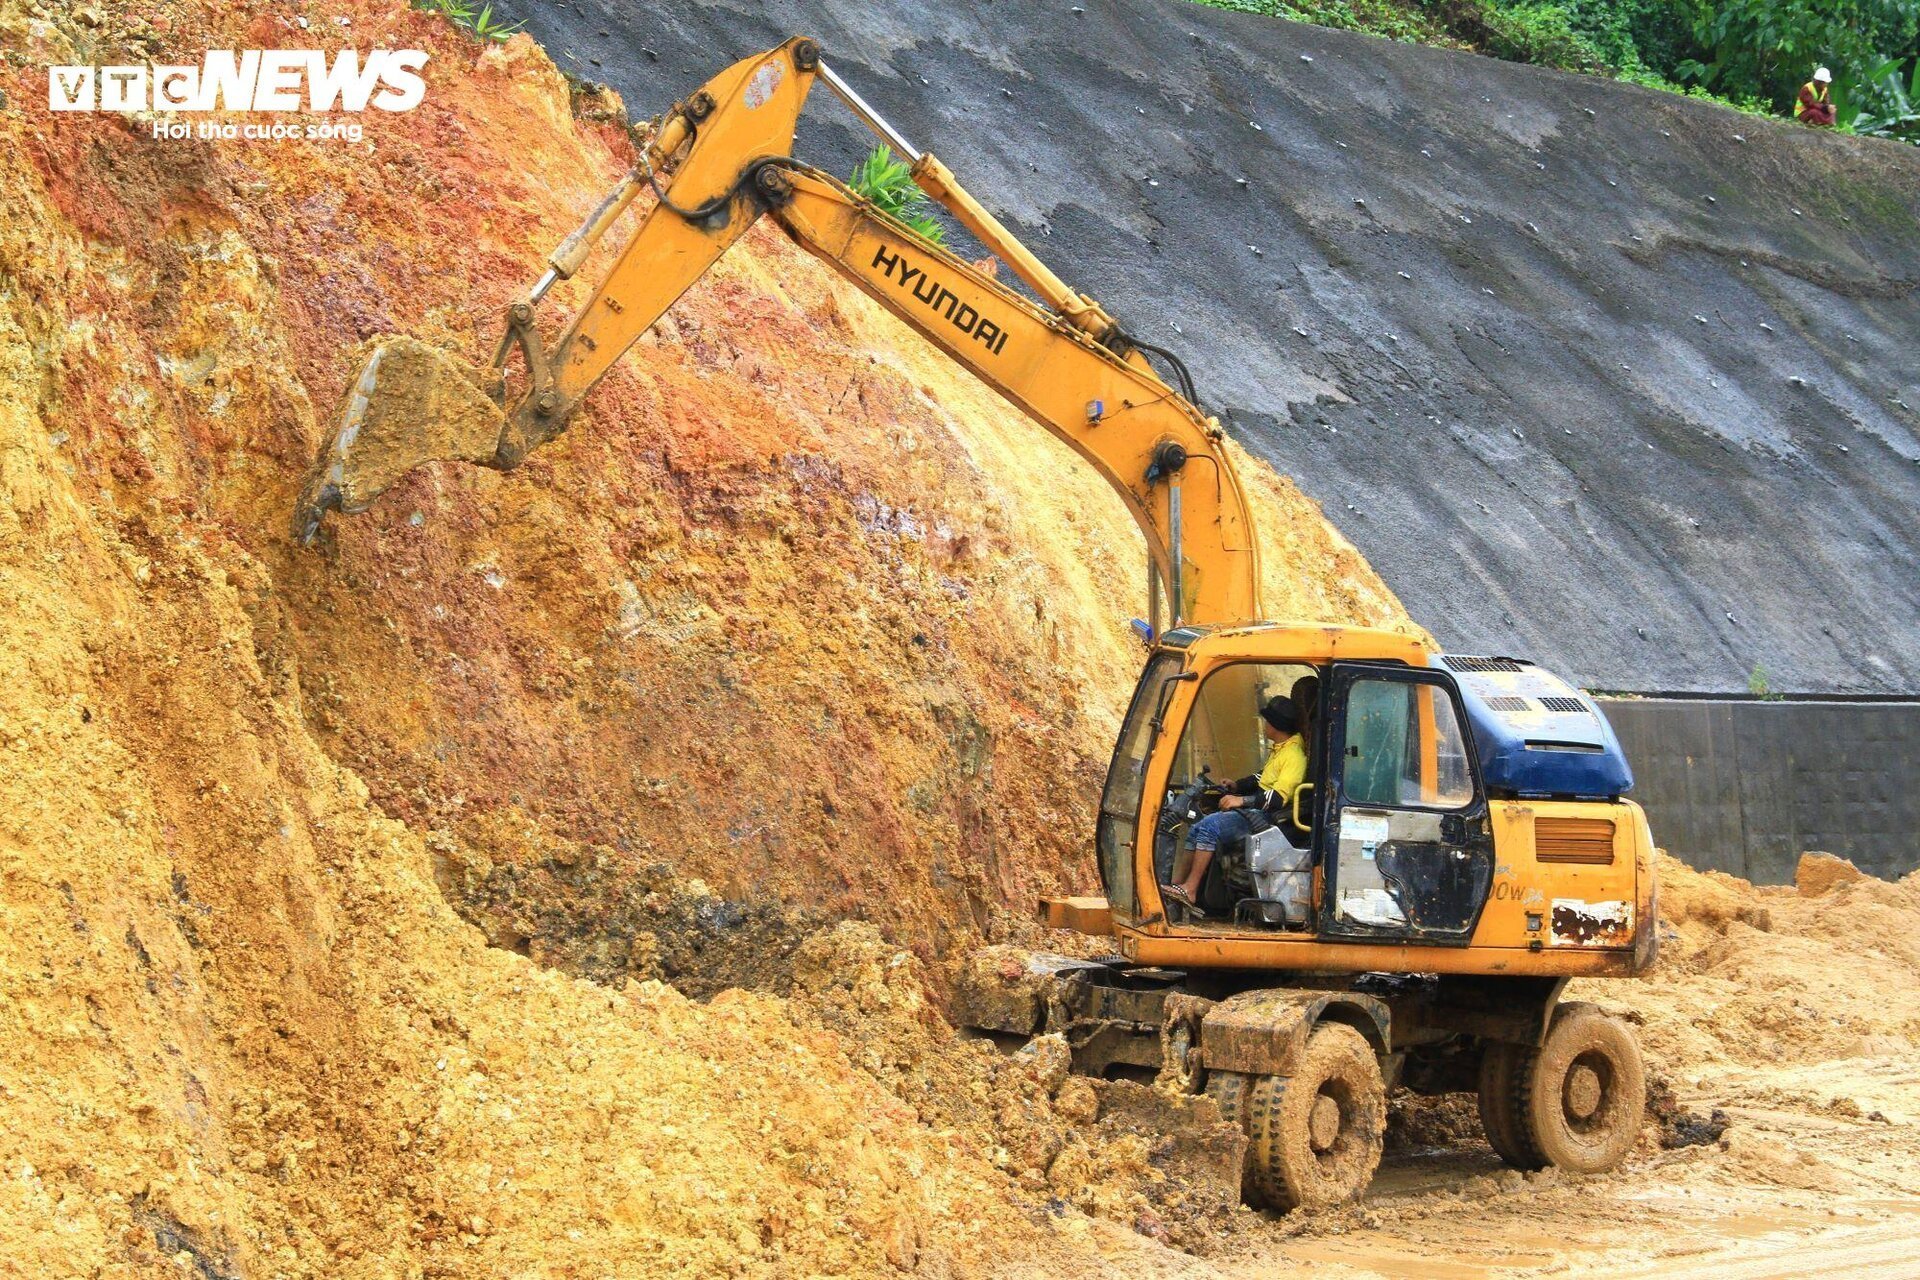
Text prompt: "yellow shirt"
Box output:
[[1256, 734, 1308, 803]]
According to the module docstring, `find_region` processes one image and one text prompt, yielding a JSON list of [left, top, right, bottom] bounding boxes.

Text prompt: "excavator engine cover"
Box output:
[[1433, 654, 1634, 799]]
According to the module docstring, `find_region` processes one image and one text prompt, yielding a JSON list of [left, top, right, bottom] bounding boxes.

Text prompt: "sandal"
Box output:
[[1160, 884, 1206, 917]]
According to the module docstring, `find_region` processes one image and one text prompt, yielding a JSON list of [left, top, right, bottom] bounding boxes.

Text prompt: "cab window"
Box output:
[[1171, 661, 1318, 787], [1343, 679, 1474, 810], [1097, 652, 1183, 916]]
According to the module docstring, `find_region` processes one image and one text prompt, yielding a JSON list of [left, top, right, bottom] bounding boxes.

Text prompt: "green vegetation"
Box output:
[[1205, 0, 1452, 44], [411, 0, 524, 43], [1192, 0, 1920, 141], [1832, 52, 1920, 134], [848, 146, 948, 244]]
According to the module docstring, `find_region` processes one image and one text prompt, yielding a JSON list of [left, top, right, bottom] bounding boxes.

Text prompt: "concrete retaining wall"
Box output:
[[1597, 698, 1920, 884]]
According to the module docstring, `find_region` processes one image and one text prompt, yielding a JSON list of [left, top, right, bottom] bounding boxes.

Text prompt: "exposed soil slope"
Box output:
[[0, 2, 1404, 1274], [519, 0, 1920, 694]]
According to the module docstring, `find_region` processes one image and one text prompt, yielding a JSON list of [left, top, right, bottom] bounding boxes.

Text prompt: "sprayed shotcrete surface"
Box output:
[[2, 2, 1917, 1277], [513, 0, 1920, 695]]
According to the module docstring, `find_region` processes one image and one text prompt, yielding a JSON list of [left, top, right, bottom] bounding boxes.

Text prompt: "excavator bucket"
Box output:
[[292, 336, 509, 544]]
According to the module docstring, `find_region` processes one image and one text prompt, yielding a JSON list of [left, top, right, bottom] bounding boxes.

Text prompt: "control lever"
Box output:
[[1157, 766, 1218, 835]]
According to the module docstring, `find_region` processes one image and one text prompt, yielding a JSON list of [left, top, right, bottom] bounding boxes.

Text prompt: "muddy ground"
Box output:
[[461, 848, 1920, 1278], [1223, 856, 1920, 1279]]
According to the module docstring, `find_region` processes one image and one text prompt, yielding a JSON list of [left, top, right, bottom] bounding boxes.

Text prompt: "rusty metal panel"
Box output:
[[1547, 897, 1633, 947]]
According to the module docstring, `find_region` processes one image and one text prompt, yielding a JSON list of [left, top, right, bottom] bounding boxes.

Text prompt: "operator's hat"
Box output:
[[1260, 696, 1299, 734], [1814, 66, 1833, 82]]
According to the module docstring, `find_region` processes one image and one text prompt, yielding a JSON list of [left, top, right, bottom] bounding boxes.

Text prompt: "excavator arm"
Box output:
[[295, 38, 1261, 628], [771, 166, 1265, 628]]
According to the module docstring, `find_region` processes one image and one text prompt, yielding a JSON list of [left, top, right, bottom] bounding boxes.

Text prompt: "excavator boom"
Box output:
[[293, 38, 1260, 629]]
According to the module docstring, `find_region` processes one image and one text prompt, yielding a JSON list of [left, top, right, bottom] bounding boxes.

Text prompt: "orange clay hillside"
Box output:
[[0, 1, 1412, 1273]]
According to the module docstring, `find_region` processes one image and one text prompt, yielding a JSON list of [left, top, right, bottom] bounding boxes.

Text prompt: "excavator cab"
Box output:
[[1146, 650, 1495, 934], [999, 625, 1661, 1211], [1089, 624, 1655, 976]]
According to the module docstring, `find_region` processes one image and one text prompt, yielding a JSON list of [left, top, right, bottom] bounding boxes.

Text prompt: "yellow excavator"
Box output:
[[296, 39, 1659, 1211]]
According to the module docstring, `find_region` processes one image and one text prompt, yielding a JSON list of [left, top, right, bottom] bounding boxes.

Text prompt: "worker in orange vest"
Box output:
[[1797, 67, 1836, 126]]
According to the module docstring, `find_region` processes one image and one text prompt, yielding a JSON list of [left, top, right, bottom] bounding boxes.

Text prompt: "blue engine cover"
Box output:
[[1432, 655, 1634, 799]]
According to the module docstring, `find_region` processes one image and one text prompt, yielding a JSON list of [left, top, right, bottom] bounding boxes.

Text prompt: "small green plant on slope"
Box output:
[[1204, 0, 1449, 45], [1617, 63, 1776, 114], [1747, 662, 1785, 700], [849, 145, 947, 245], [412, 0, 524, 42]]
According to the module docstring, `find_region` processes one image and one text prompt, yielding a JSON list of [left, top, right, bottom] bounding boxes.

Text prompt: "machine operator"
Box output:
[[1162, 694, 1306, 909]]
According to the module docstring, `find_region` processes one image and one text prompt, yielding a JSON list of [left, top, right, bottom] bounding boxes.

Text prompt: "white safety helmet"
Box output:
[[1814, 67, 1833, 83]]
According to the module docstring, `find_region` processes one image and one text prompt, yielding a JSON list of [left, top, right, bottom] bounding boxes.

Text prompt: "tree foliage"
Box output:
[[848, 146, 947, 245], [1191, 0, 1920, 141], [1833, 53, 1920, 136], [1675, 0, 1918, 113]]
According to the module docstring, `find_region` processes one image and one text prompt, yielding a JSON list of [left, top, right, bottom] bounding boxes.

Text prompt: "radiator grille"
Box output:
[[1540, 696, 1590, 714], [1536, 817, 1616, 864], [1448, 656, 1526, 673], [1485, 695, 1531, 712]]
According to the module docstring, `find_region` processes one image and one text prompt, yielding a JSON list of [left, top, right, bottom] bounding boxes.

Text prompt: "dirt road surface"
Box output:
[[1248, 1114, 1920, 1279]]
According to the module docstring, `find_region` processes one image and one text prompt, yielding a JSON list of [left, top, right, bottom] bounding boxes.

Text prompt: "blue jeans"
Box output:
[[1189, 808, 1271, 854]]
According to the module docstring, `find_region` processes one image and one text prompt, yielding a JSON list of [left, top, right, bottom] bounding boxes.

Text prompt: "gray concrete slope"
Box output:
[[502, 0, 1920, 694]]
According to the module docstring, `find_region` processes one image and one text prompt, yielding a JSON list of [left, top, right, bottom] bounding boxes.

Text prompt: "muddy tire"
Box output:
[[1517, 1009, 1646, 1174], [1477, 1040, 1545, 1169], [1246, 1024, 1386, 1211], [1204, 1068, 1253, 1130], [1204, 1068, 1258, 1196]]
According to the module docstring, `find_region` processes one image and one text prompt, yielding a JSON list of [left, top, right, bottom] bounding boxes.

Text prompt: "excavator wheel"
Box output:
[[1203, 1067, 1253, 1130], [1476, 1040, 1545, 1169], [1203, 1068, 1257, 1195], [1245, 1024, 1386, 1211], [1515, 1008, 1646, 1173]]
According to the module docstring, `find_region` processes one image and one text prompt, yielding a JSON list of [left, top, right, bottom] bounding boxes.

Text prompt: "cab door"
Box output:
[[1317, 664, 1495, 943]]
